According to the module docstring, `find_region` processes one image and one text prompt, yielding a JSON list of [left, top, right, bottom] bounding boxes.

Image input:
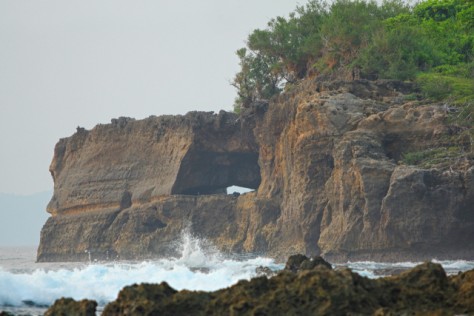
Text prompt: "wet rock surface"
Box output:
[[45, 258, 474, 316]]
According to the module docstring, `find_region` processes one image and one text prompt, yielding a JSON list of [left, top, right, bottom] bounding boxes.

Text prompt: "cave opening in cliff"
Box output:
[[171, 151, 261, 196]]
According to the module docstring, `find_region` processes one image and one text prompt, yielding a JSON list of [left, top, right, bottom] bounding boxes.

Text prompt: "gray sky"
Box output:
[[0, 0, 303, 195]]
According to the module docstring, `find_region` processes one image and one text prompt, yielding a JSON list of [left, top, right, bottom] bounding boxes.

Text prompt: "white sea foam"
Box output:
[[432, 259, 474, 273], [0, 232, 281, 308], [1, 234, 474, 312], [340, 259, 474, 278]]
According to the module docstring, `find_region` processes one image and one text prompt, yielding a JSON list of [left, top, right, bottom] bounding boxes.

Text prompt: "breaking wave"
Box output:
[[0, 231, 281, 308], [1, 231, 474, 313]]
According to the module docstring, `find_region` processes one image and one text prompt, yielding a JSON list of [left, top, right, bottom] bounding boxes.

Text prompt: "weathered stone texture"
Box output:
[[38, 79, 474, 262]]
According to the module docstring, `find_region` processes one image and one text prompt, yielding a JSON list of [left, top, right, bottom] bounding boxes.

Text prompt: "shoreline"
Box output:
[[42, 255, 474, 316], [2, 251, 474, 315]]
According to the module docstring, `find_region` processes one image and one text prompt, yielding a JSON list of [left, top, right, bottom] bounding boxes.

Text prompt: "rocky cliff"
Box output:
[[37, 79, 474, 262]]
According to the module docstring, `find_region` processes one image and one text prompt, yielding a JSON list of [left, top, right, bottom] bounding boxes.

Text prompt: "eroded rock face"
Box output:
[[248, 79, 473, 261], [38, 79, 474, 262], [46, 111, 259, 216], [38, 194, 279, 262]]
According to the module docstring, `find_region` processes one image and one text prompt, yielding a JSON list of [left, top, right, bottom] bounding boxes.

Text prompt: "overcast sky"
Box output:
[[0, 0, 303, 195]]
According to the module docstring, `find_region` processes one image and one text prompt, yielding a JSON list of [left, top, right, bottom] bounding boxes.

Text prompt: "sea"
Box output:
[[1, 232, 474, 316]]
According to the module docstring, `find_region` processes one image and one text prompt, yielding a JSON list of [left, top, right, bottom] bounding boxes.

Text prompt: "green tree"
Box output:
[[231, 48, 282, 112], [231, 0, 473, 111]]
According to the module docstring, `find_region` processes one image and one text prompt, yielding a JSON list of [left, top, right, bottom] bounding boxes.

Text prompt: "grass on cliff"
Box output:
[[402, 146, 466, 168], [417, 63, 474, 106], [404, 63, 474, 168]]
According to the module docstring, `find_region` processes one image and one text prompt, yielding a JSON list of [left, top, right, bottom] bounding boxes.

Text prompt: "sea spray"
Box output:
[[1, 233, 474, 313], [172, 226, 223, 268], [0, 230, 281, 309]]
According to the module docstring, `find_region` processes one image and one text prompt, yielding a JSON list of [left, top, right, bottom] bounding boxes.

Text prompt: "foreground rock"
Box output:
[[44, 298, 97, 316], [45, 260, 474, 315], [38, 79, 474, 262]]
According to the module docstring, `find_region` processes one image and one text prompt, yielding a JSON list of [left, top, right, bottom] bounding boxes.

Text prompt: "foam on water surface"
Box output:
[[0, 231, 281, 309], [1, 232, 474, 314], [340, 259, 474, 278]]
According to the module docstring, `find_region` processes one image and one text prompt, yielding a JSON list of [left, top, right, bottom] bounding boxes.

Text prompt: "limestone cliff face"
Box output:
[[38, 79, 474, 262], [47, 112, 259, 216], [39, 111, 266, 261]]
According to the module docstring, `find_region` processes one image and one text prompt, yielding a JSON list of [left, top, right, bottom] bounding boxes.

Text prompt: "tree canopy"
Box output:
[[232, 0, 473, 111]]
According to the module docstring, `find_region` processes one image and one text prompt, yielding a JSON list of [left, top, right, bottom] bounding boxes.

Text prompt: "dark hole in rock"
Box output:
[[171, 151, 261, 195], [382, 134, 404, 162]]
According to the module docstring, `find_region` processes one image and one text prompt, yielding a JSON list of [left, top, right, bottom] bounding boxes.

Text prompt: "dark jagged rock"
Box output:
[[311, 256, 333, 270], [451, 270, 474, 312], [284, 254, 309, 272], [38, 78, 474, 262], [44, 297, 97, 316], [48, 262, 474, 315], [284, 254, 332, 272], [255, 266, 276, 277], [102, 283, 210, 316]]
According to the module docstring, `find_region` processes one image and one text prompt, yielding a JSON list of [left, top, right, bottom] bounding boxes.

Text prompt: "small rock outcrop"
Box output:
[[45, 261, 474, 315], [284, 254, 332, 272], [37, 79, 474, 262], [255, 266, 276, 277], [44, 297, 97, 316]]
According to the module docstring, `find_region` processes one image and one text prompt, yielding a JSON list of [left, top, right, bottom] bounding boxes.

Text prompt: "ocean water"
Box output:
[[0, 232, 281, 315], [341, 259, 474, 279], [1, 233, 474, 316]]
